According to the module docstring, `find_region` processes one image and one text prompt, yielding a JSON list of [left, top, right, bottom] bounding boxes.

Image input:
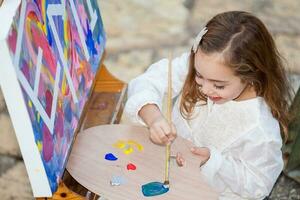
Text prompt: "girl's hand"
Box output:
[[191, 147, 211, 167], [148, 116, 177, 145], [138, 104, 177, 145]]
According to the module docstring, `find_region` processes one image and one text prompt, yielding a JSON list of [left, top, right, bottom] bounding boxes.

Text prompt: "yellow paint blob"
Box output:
[[28, 100, 32, 108], [113, 140, 126, 149], [61, 76, 67, 95], [37, 113, 40, 122], [37, 141, 43, 152], [128, 140, 144, 151], [113, 139, 144, 155], [123, 147, 133, 155]]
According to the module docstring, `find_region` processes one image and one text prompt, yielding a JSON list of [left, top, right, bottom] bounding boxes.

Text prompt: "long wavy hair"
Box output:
[[180, 11, 293, 141]]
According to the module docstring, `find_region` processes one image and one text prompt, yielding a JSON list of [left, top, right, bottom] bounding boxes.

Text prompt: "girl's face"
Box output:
[[194, 51, 249, 104]]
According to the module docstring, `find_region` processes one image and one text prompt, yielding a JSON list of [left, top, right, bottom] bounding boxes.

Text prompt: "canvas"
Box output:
[[0, 0, 106, 197]]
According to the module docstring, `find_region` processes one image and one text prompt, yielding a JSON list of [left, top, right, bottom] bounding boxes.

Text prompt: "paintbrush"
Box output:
[[163, 52, 173, 188]]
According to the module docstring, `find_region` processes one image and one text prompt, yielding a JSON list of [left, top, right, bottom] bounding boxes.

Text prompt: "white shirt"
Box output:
[[124, 52, 283, 200]]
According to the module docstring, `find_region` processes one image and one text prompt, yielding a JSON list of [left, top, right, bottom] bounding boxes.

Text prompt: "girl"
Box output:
[[124, 11, 292, 199]]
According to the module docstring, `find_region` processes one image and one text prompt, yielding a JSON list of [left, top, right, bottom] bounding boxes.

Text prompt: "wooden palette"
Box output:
[[67, 124, 218, 199]]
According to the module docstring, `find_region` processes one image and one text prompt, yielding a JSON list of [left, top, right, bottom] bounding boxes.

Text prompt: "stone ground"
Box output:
[[1, 0, 300, 199]]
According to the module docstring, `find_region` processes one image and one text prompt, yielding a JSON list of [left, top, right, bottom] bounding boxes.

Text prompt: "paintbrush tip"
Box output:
[[163, 181, 170, 188]]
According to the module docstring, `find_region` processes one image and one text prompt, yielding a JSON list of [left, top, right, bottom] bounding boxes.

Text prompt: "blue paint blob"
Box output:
[[85, 20, 97, 56], [141, 182, 169, 197], [64, 102, 72, 123], [105, 153, 118, 161], [47, 25, 52, 46]]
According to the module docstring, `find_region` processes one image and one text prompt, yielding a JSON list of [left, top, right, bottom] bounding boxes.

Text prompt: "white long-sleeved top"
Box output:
[[124, 52, 283, 200]]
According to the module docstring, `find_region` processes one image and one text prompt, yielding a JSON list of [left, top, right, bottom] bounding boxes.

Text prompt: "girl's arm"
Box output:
[[200, 126, 283, 199], [124, 52, 189, 145], [124, 52, 189, 125]]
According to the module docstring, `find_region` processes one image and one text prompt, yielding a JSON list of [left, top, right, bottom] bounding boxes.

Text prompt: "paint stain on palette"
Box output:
[[103, 140, 170, 196], [126, 163, 136, 170], [142, 182, 169, 197], [103, 140, 144, 188], [113, 140, 144, 155], [110, 175, 126, 186], [104, 153, 118, 161]]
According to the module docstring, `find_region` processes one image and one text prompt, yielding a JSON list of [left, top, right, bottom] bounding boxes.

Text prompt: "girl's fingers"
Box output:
[[150, 126, 168, 145], [176, 152, 185, 167], [160, 122, 177, 144], [191, 147, 211, 166], [157, 126, 169, 144], [149, 118, 177, 145], [150, 132, 164, 145], [169, 123, 177, 141], [191, 147, 210, 157]]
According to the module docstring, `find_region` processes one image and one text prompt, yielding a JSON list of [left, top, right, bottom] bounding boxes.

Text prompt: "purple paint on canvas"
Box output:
[[54, 110, 64, 138], [7, 29, 17, 53], [21, 61, 31, 81], [42, 125, 54, 162]]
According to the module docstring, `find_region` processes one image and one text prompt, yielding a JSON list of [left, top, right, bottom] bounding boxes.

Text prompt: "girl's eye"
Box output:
[[214, 85, 225, 90], [195, 71, 203, 78], [195, 74, 203, 79]]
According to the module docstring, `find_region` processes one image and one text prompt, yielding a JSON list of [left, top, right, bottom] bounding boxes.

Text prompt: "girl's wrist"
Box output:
[[138, 104, 163, 127]]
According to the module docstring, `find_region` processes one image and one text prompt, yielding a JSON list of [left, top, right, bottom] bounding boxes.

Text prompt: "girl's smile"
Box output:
[[208, 96, 223, 102]]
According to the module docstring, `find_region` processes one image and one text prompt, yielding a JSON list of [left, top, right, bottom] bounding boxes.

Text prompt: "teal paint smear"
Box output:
[[141, 182, 169, 197]]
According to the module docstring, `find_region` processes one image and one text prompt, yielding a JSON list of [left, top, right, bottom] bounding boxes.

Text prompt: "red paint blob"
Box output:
[[45, 90, 53, 117], [31, 21, 57, 76], [127, 163, 137, 170]]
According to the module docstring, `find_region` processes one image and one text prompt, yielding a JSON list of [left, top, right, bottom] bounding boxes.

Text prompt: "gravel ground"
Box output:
[[269, 173, 300, 200]]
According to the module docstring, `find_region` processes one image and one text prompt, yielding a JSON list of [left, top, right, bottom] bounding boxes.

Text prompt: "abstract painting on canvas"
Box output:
[[0, 0, 106, 196]]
